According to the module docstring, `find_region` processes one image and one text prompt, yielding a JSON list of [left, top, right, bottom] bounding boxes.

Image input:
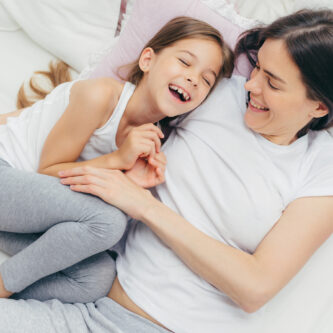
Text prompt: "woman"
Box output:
[[1, 8, 333, 333]]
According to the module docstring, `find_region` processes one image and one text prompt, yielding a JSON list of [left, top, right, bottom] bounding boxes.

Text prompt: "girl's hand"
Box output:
[[117, 123, 164, 170], [59, 166, 156, 220], [125, 152, 167, 188]]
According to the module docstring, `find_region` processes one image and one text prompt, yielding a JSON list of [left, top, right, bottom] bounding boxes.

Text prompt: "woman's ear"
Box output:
[[139, 47, 155, 72], [311, 102, 329, 118]]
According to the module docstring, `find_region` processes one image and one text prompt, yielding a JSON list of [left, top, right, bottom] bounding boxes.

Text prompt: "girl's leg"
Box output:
[[0, 231, 41, 256], [0, 159, 127, 295], [11, 252, 116, 303], [0, 231, 115, 302]]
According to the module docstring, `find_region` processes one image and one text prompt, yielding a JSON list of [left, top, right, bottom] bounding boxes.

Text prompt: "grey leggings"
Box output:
[[0, 158, 127, 302], [0, 290, 169, 333]]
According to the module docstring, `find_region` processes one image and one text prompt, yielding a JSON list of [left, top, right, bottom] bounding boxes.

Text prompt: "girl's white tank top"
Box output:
[[0, 80, 135, 171]]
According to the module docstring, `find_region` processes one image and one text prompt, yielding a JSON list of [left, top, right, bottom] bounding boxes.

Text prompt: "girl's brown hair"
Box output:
[[17, 16, 234, 119], [17, 61, 71, 109], [123, 16, 234, 136], [124, 16, 234, 86]]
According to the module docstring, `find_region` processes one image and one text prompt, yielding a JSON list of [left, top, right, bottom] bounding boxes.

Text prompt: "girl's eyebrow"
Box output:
[[179, 50, 217, 79]]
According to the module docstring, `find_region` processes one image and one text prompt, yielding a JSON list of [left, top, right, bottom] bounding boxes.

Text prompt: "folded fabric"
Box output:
[[1, 0, 121, 72]]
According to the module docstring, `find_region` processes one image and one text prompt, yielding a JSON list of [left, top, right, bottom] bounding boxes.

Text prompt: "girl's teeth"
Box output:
[[169, 85, 190, 101]]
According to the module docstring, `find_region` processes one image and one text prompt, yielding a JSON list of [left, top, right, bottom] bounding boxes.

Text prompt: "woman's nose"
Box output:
[[245, 73, 262, 95]]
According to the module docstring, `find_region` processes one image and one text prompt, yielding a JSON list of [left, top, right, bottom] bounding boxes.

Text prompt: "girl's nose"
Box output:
[[186, 72, 198, 87]]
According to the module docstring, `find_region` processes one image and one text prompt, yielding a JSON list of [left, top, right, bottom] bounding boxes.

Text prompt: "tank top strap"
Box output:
[[94, 81, 136, 151]]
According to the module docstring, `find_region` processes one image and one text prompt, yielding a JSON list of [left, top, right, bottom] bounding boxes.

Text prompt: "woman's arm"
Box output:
[[58, 166, 333, 313], [38, 78, 124, 177]]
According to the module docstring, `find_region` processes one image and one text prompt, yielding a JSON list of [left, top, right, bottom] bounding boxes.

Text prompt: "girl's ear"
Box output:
[[139, 47, 155, 72]]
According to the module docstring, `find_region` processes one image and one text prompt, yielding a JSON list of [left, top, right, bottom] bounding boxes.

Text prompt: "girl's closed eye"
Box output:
[[179, 58, 190, 66], [203, 77, 212, 87]]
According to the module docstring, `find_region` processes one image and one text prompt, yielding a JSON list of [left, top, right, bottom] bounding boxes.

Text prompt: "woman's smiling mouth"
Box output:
[[249, 98, 270, 112]]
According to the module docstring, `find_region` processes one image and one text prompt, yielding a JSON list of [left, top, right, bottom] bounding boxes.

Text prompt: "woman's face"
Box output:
[[244, 38, 327, 145], [140, 38, 223, 118]]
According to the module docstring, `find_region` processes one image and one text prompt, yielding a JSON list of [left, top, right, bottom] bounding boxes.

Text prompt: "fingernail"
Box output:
[[58, 171, 64, 176]]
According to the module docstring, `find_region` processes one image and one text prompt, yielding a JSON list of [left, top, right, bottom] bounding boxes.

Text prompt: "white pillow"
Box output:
[[229, 0, 295, 23], [293, 0, 333, 11], [1, 0, 121, 72]]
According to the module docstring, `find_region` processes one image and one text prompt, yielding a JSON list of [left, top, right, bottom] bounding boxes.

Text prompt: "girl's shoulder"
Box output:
[[71, 77, 125, 128]]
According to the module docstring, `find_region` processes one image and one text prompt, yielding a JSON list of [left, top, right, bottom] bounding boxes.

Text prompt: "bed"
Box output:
[[0, 0, 332, 332]]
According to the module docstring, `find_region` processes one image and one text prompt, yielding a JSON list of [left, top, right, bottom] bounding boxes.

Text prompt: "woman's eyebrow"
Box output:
[[257, 53, 286, 84], [179, 50, 217, 79], [263, 69, 286, 84]]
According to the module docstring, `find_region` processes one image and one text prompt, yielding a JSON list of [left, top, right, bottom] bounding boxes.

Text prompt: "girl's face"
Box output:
[[244, 38, 328, 145], [140, 38, 223, 118]]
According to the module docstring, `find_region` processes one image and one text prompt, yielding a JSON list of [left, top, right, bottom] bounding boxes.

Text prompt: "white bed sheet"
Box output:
[[0, 2, 333, 332]]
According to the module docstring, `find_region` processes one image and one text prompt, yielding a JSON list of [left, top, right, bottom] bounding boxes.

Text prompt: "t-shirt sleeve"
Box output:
[[293, 147, 333, 200]]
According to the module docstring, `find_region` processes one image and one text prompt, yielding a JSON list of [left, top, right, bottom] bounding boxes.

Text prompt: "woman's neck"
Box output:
[[260, 132, 298, 146]]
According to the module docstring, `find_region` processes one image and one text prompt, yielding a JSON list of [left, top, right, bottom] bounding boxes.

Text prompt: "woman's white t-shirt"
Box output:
[[116, 75, 333, 333]]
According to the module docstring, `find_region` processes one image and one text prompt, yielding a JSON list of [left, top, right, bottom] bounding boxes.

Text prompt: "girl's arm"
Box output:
[[38, 78, 123, 177], [59, 166, 333, 313]]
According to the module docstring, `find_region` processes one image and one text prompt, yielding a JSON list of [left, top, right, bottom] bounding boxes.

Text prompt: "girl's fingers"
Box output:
[[137, 123, 164, 139], [139, 139, 156, 158], [137, 131, 161, 153]]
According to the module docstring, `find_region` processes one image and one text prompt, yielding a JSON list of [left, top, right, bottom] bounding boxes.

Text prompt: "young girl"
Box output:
[[0, 17, 234, 303]]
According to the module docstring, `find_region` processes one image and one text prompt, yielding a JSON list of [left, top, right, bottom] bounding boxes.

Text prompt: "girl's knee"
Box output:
[[87, 208, 128, 249], [66, 253, 116, 302]]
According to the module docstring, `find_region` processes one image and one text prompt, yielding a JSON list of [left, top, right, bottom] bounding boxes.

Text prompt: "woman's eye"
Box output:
[[179, 58, 189, 66], [267, 79, 278, 90]]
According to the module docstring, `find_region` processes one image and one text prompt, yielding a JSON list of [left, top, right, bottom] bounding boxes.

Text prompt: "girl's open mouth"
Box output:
[[169, 84, 191, 103]]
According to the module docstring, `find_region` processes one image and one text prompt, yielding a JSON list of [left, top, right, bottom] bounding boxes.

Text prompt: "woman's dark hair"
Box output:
[[235, 9, 333, 137]]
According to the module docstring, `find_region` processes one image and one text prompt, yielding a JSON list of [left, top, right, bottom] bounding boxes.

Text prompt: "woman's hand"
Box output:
[[125, 152, 167, 188], [59, 166, 157, 220], [117, 123, 164, 170]]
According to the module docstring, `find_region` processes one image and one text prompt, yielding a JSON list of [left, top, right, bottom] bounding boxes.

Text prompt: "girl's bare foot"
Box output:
[[0, 273, 12, 298]]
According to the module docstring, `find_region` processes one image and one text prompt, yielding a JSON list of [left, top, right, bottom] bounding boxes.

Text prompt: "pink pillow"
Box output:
[[90, 0, 253, 80]]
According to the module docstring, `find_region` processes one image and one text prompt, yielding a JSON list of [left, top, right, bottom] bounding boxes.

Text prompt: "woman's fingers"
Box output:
[[60, 174, 104, 187], [58, 166, 115, 181]]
